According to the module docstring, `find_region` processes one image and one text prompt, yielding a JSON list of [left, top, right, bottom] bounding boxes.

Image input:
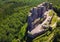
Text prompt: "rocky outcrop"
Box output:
[[28, 2, 53, 32]]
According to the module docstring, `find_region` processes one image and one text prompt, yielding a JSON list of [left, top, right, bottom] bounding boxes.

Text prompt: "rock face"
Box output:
[[28, 2, 53, 32]]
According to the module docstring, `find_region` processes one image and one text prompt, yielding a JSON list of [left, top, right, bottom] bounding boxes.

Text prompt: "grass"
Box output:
[[48, 10, 58, 26], [32, 30, 55, 42], [48, 10, 54, 16], [50, 14, 58, 26]]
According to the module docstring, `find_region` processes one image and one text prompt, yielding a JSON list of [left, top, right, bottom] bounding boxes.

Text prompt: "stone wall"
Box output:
[[28, 2, 53, 31]]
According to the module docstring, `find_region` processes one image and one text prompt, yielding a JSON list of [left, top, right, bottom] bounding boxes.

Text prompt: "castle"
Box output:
[[28, 2, 53, 32]]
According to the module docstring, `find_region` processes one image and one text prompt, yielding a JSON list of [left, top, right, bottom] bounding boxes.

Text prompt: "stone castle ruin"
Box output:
[[27, 2, 53, 38]]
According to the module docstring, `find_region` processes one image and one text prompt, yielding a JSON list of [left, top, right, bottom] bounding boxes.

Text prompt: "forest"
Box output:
[[0, 0, 60, 42]]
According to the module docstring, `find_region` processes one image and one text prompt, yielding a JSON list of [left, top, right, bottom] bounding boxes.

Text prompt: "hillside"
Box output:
[[32, 10, 58, 42], [0, 0, 60, 42]]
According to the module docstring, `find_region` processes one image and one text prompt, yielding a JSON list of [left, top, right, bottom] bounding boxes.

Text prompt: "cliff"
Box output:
[[27, 2, 57, 38]]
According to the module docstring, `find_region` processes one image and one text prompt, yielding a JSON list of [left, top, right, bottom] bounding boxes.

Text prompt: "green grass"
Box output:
[[48, 10, 54, 16], [48, 10, 58, 26], [18, 23, 28, 40], [0, 0, 46, 42], [33, 30, 55, 42], [50, 14, 58, 26]]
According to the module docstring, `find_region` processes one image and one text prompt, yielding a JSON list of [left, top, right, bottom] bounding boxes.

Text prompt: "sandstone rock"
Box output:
[[37, 6, 46, 17], [43, 2, 49, 11], [49, 3, 53, 9], [28, 2, 53, 35], [31, 7, 38, 21]]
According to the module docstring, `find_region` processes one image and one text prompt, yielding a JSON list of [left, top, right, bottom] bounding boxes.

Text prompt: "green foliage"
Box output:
[[18, 23, 28, 40], [48, 10, 54, 16], [33, 30, 55, 42], [51, 20, 60, 42], [0, 0, 60, 42], [12, 39, 18, 42], [47, 10, 58, 27], [57, 20, 60, 27], [47, 0, 60, 17], [0, 0, 45, 42], [51, 16, 57, 25], [53, 27, 60, 42]]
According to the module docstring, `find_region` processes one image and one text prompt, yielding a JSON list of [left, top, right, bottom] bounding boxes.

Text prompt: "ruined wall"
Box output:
[[28, 2, 53, 31]]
